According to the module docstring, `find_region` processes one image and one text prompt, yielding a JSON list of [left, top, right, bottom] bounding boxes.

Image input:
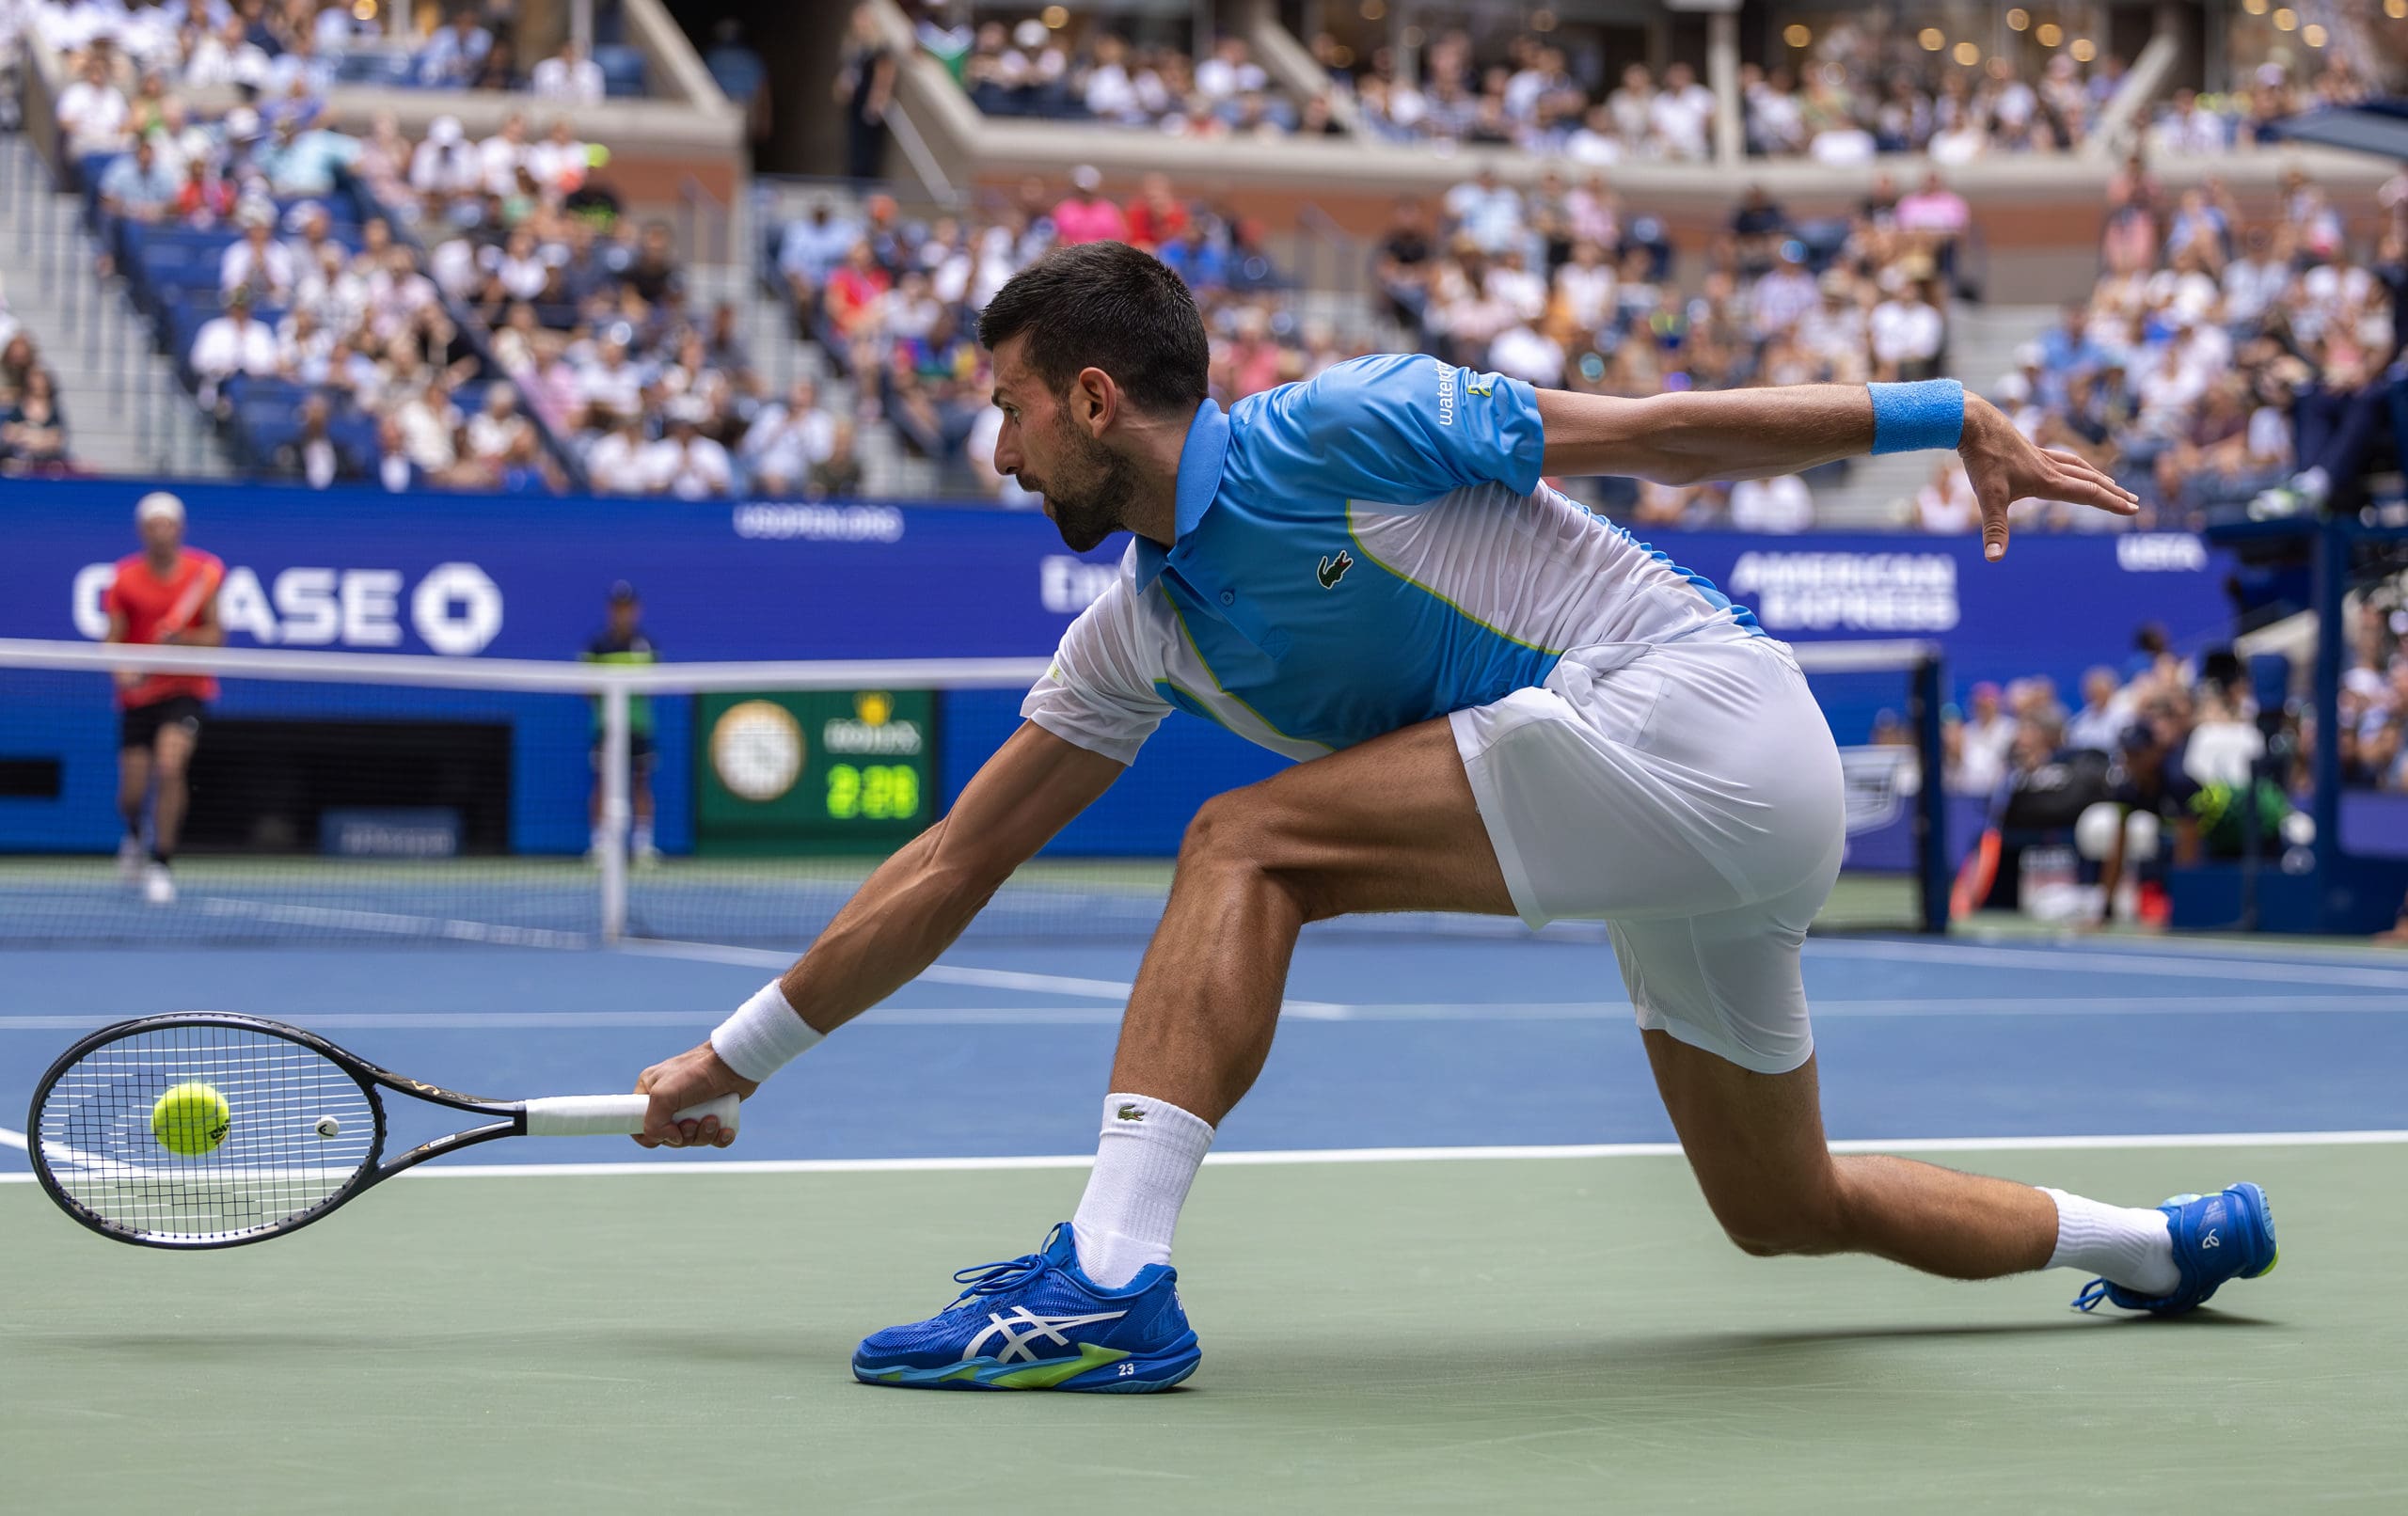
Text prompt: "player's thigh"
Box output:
[[1187, 716, 1514, 918], [1619, 874, 1844, 1243], [1606, 849, 1833, 1076], [1642, 1030, 1841, 1249], [151, 717, 198, 775]]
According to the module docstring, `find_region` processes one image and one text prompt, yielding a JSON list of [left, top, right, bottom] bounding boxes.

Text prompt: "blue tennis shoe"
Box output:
[[2072, 1182, 2278, 1316], [853, 1223, 1201, 1392]]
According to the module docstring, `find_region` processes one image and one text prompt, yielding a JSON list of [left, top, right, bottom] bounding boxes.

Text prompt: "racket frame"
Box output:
[[30, 1012, 562, 1251]]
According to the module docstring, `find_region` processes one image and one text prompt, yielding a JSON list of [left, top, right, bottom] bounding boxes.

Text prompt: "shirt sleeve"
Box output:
[[1020, 577, 1170, 766], [1245, 353, 1545, 505]]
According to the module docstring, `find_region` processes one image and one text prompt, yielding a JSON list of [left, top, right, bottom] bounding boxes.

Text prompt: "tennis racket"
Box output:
[[26, 1013, 738, 1251], [121, 556, 221, 704], [156, 556, 224, 640]]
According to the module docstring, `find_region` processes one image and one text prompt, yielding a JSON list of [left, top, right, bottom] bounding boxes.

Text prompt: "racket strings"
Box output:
[[36, 1022, 377, 1243]]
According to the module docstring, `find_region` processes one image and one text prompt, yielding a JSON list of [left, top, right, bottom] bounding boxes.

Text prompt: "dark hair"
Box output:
[[977, 242, 1208, 417]]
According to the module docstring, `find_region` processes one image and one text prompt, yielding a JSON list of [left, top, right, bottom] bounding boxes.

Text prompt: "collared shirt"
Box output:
[[1022, 353, 1759, 765]]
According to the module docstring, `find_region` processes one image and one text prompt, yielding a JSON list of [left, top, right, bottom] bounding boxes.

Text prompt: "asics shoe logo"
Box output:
[[964, 1306, 1128, 1364], [2201, 1229, 2220, 1249]]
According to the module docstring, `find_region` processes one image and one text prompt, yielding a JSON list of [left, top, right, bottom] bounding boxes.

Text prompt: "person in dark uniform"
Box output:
[[583, 581, 659, 864], [2095, 719, 2204, 927], [836, 4, 894, 182]]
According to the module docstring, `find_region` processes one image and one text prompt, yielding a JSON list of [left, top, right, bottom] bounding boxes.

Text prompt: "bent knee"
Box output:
[[1174, 792, 1338, 914], [1712, 1194, 1849, 1258], [1178, 789, 1296, 870]]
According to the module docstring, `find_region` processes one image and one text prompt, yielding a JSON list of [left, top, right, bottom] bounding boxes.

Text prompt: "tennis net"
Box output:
[[0, 636, 1945, 947]]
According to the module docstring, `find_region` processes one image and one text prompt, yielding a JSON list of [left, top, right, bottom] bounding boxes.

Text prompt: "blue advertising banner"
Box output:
[[0, 481, 2242, 858]]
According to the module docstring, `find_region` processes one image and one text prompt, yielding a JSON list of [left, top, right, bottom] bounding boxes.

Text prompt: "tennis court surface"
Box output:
[[5, 927, 2404, 1513]]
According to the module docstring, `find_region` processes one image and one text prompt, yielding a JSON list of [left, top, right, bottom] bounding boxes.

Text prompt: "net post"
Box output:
[[599, 681, 631, 943], [1912, 649, 1949, 933]]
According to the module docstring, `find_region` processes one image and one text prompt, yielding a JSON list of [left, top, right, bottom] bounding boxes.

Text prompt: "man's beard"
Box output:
[[1026, 426, 1141, 553]]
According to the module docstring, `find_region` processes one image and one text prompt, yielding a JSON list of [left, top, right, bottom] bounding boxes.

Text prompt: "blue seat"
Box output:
[[330, 416, 380, 462], [594, 44, 646, 97], [333, 53, 416, 87]]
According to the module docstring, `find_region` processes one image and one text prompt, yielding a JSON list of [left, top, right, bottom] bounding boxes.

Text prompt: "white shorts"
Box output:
[[1450, 632, 1846, 1075]]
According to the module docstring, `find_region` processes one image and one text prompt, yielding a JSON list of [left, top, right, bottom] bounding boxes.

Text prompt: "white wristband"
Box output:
[[710, 980, 822, 1082]]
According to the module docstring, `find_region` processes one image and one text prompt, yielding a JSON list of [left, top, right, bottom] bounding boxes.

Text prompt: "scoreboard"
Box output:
[[693, 689, 937, 856]]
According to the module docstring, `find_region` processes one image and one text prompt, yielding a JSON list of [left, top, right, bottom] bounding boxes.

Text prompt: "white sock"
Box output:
[[1070, 1092, 1214, 1289], [2042, 1188, 2179, 1296], [632, 822, 655, 852]]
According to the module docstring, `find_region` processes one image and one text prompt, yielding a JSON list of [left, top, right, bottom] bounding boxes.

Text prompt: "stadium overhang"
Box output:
[[2260, 100, 2408, 162]]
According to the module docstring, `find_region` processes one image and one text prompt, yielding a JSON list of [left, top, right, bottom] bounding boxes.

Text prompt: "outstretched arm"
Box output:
[[1535, 383, 2137, 560], [631, 721, 1124, 1145]]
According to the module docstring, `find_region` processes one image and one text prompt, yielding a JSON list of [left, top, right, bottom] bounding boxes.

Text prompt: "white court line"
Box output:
[[618, 937, 1133, 1000], [0, 1126, 24, 1151], [6, 1129, 2398, 1186], [620, 936, 1351, 1015], [196, 896, 594, 949], [8, 994, 2408, 1036], [1960, 928, 2408, 970], [5, 1129, 2403, 1187], [635, 927, 2408, 1001], [1808, 935, 2408, 989]]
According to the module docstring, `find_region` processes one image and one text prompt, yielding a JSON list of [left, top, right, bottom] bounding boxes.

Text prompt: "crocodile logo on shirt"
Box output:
[[1317, 550, 1354, 590]]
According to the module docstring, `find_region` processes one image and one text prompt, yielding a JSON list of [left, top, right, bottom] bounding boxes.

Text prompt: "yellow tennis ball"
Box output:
[[151, 1082, 231, 1157]]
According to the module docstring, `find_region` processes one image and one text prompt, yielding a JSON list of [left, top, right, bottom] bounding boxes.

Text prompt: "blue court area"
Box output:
[[7, 929, 2407, 1169]]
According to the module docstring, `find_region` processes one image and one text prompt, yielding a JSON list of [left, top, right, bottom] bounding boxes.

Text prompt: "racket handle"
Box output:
[[520, 1093, 742, 1139]]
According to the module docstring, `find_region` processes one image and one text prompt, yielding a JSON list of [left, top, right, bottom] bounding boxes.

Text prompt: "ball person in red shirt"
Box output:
[[103, 493, 224, 905]]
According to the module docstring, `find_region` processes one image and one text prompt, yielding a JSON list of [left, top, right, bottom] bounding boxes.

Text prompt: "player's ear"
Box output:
[[1074, 367, 1115, 436]]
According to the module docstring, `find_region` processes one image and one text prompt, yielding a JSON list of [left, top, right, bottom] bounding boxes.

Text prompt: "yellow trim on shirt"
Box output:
[[1342, 499, 1564, 656], [1162, 592, 1330, 752]]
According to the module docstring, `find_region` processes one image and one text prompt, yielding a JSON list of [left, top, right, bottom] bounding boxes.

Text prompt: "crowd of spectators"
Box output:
[[1929, 629, 2308, 927], [20, 0, 621, 104], [776, 166, 1307, 502], [1989, 160, 2401, 534], [0, 299, 73, 475], [768, 150, 1941, 514], [1941, 592, 2408, 919], [1370, 163, 1978, 528], [914, 10, 1334, 140], [1913, 605, 2408, 928], [1308, 24, 2125, 164], [2145, 60, 2374, 159], [911, 8, 2383, 168], [36, 0, 772, 497]]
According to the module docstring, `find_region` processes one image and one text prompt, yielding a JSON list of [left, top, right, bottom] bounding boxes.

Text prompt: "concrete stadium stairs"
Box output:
[[0, 132, 235, 480]]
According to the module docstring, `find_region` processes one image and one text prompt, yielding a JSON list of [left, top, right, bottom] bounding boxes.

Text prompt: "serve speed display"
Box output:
[[695, 689, 938, 855]]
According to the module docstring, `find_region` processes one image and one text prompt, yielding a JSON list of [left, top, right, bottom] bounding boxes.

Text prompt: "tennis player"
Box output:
[[103, 492, 224, 907], [583, 580, 660, 866], [633, 243, 2277, 1391]]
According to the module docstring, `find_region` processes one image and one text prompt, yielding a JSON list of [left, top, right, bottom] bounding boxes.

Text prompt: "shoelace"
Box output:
[[944, 1223, 1070, 1311], [2070, 1278, 2112, 1312]]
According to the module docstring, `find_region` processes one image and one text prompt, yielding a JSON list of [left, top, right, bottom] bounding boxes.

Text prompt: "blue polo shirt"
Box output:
[[1022, 354, 1759, 765]]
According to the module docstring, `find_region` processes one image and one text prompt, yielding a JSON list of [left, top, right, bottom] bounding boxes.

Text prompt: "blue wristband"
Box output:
[[1868, 378, 1965, 455]]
